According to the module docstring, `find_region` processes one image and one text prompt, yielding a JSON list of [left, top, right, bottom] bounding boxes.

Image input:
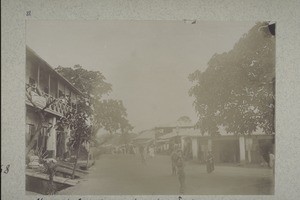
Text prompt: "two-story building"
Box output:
[[26, 46, 82, 159]]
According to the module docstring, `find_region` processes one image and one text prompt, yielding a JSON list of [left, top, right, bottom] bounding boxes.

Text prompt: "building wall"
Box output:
[[191, 138, 198, 160], [26, 48, 82, 160], [26, 107, 52, 154], [211, 138, 244, 163], [57, 81, 65, 97], [191, 135, 274, 164], [27, 54, 76, 99], [26, 106, 68, 158], [50, 76, 58, 97], [248, 139, 259, 163], [70, 91, 77, 102], [65, 86, 70, 97], [197, 138, 209, 163], [26, 107, 41, 126], [26, 59, 38, 85], [39, 66, 49, 94]]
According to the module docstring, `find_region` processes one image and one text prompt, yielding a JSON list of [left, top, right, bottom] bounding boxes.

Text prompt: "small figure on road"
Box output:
[[176, 150, 185, 194], [206, 151, 214, 173], [269, 151, 275, 175], [149, 145, 155, 158], [171, 148, 179, 175], [139, 145, 146, 164]]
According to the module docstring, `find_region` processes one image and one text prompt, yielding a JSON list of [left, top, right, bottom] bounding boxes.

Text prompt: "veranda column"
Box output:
[[208, 139, 212, 152], [65, 128, 71, 151], [181, 137, 185, 151], [191, 137, 198, 160], [48, 74, 51, 94], [239, 135, 246, 165], [245, 138, 253, 163], [37, 65, 40, 87], [47, 117, 57, 158]]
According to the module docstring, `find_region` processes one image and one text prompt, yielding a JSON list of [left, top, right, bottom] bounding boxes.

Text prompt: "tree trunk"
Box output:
[[71, 142, 81, 179], [40, 131, 47, 154], [47, 163, 56, 195], [86, 149, 90, 168]]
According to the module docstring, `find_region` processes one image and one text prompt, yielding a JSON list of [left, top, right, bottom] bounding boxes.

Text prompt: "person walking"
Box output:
[[269, 151, 275, 175], [149, 146, 155, 158], [171, 148, 179, 175], [206, 151, 214, 173], [176, 150, 185, 194], [139, 145, 146, 164]]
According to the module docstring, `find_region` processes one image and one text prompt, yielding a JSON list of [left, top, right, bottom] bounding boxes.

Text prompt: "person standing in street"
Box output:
[[206, 151, 214, 173], [269, 151, 275, 175], [176, 150, 185, 194], [149, 145, 155, 158], [171, 147, 179, 175], [139, 145, 146, 164]]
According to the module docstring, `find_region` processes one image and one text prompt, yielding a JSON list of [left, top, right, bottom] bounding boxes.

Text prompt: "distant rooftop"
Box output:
[[134, 129, 156, 140], [155, 121, 195, 128], [159, 128, 201, 139]]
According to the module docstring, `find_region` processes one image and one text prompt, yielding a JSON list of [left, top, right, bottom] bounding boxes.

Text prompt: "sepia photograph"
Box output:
[[25, 20, 275, 195]]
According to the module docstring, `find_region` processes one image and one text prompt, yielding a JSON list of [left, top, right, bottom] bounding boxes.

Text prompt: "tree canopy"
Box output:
[[177, 116, 192, 123], [177, 116, 193, 126], [189, 22, 275, 135], [56, 65, 112, 100], [56, 96, 92, 179], [56, 65, 133, 134], [93, 99, 133, 134]]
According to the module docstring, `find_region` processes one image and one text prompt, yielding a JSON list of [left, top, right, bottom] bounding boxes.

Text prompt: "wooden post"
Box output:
[[72, 138, 81, 179], [208, 139, 212, 151], [57, 80, 59, 98], [76, 94, 78, 111], [239, 136, 246, 165], [48, 74, 51, 95], [181, 137, 185, 151], [64, 84, 66, 97], [191, 137, 198, 160], [37, 65, 40, 88], [46, 117, 57, 158]]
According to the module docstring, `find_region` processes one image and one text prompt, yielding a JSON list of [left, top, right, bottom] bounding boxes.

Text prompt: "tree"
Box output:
[[189, 22, 275, 135], [56, 66, 133, 134], [56, 97, 92, 179], [93, 99, 133, 134], [177, 116, 192, 125], [56, 65, 112, 100]]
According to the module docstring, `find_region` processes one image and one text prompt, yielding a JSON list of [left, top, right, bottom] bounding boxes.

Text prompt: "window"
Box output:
[[29, 78, 36, 86], [59, 90, 65, 98], [44, 87, 49, 94]]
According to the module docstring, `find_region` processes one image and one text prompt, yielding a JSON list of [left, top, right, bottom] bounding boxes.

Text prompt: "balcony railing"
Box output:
[[26, 84, 76, 116]]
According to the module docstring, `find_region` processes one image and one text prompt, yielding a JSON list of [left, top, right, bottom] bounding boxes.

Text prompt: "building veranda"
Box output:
[[25, 47, 93, 194], [135, 123, 275, 166]]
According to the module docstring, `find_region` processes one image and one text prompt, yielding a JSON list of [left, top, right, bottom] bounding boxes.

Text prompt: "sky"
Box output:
[[26, 20, 255, 132]]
